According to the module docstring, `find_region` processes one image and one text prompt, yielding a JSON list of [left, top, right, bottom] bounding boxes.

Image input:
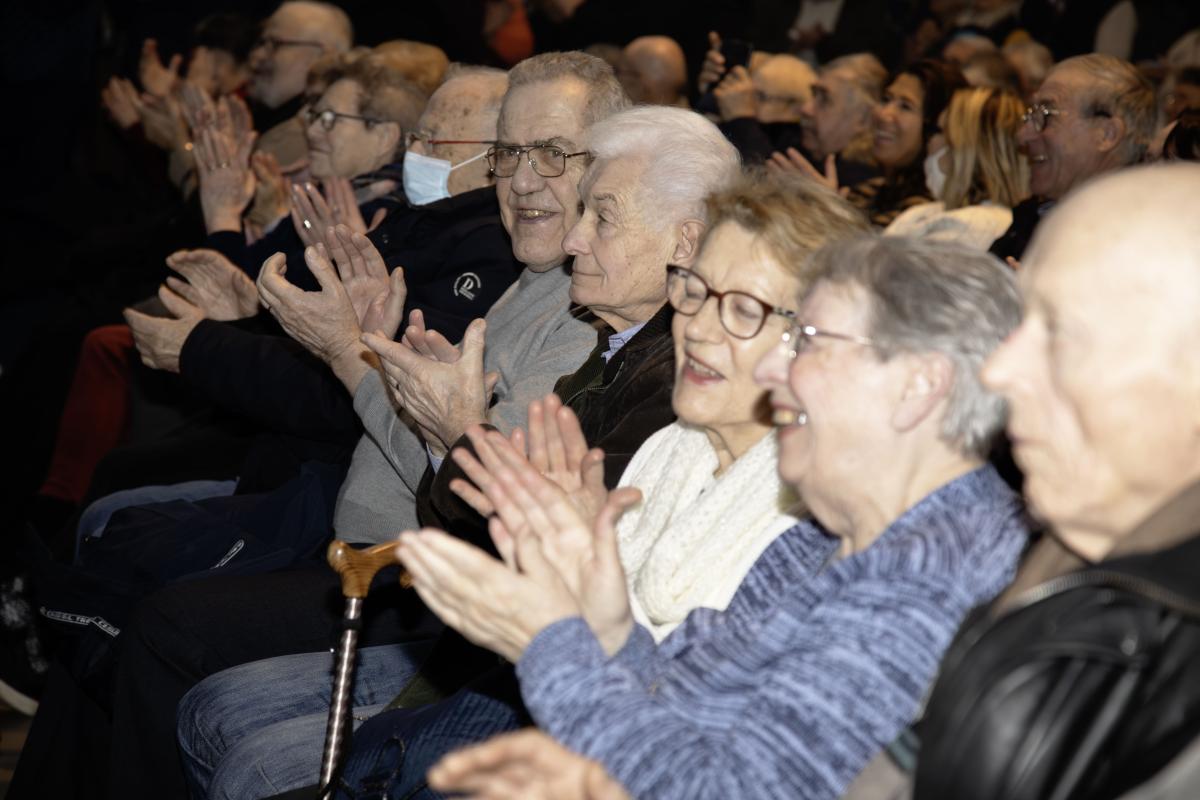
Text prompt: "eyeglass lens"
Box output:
[[489, 146, 571, 178]]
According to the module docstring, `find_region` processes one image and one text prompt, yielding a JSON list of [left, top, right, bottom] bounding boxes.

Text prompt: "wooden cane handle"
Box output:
[[326, 540, 413, 598]]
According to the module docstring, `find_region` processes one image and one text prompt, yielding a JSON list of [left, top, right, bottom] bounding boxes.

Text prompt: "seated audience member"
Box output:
[[773, 59, 966, 227], [399, 232, 1028, 800], [886, 87, 1029, 249], [708, 41, 818, 164], [179, 169, 851, 800], [915, 163, 1200, 799], [761, 53, 887, 185], [371, 39, 450, 96], [616, 35, 688, 107], [989, 53, 1155, 261]]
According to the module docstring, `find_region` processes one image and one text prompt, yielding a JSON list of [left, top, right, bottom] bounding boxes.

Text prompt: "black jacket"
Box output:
[[416, 302, 677, 548], [915, 489, 1200, 800]]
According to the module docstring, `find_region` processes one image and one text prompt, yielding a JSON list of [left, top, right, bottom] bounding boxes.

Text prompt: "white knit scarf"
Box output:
[[616, 423, 802, 641]]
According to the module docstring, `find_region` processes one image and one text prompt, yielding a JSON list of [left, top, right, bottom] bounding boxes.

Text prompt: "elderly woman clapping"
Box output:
[[452, 174, 867, 639], [399, 233, 1031, 799]]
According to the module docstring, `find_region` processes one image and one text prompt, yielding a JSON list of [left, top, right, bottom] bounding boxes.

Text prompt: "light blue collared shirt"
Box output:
[[601, 322, 646, 363]]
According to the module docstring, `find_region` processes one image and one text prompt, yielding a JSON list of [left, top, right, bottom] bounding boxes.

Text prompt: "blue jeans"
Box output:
[[177, 641, 434, 799]]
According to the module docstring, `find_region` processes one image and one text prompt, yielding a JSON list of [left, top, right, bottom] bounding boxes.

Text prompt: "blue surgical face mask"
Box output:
[[924, 144, 949, 201], [402, 149, 488, 206]]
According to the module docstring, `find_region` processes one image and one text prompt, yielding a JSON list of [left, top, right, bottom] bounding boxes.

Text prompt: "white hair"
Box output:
[[585, 106, 741, 227]]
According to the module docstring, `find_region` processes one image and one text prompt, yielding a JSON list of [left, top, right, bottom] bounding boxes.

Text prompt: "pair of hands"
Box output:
[[698, 32, 760, 122], [125, 249, 260, 373], [289, 179, 388, 249], [395, 394, 640, 664], [428, 729, 630, 800]]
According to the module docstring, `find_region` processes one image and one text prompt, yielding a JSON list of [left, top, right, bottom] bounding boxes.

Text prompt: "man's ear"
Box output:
[[672, 219, 706, 267], [1094, 114, 1126, 155], [891, 351, 954, 433]]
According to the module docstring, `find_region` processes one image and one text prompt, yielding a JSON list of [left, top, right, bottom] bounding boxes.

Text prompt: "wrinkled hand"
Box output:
[[322, 224, 394, 326], [451, 427, 640, 655], [247, 151, 293, 229], [428, 729, 631, 800], [697, 31, 726, 95], [290, 180, 385, 248], [179, 80, 217, 133], [196, 125, 257, 233], [101, 76, 141, 130], [138, 91, 188, 152], [713, 65, 757, 122], [123, 286, 205, 373], [766, 148, 843, 194], [362, 319, 498, 456], [256, 245, 362, 365], [450, 395, 607, 523], [164, 249, 259, 321], [139, 38, 182, 97], [395, 526, 580, 663]]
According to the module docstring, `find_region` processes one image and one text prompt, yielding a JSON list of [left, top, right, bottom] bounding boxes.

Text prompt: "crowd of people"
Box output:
[[2, 1, 1200, 798]]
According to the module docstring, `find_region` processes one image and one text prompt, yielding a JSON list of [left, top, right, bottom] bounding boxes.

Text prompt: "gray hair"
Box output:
[[1057, 54, 1157, 165], [505, 51, 630, 126], [585, 106, 741, 226], [823, 53, 887, 108], [803, 235, 1022, 458]]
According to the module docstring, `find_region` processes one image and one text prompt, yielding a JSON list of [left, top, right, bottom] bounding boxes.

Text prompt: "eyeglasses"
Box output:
[[666, 265, 796, 339], [780, 323, 876, 359], [304, 107, 386, 131], [254, 35, 325, 54], [487, 144, 589, 178], [1021, 103, 1063, 132], [405, 131, 495, 150]]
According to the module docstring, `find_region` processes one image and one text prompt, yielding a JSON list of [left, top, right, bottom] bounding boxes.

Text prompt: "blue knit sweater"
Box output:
[[517, 465, 1029, 800]]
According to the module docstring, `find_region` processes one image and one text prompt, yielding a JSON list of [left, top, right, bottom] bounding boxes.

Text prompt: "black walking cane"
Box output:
[[318, 540, 413, 797]]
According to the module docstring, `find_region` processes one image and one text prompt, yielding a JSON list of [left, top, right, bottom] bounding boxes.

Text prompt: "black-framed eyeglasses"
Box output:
[[254, 35, 325, 54], [780, 323, 876, 359], [486, 143, 589, 178], [405, 131, 496, 150], [304, 107, 387, 131], [666, 265, 796, 339]]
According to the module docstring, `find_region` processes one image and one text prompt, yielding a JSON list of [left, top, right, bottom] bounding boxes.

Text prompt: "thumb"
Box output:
[[461, 318, 488, 365], [595, 487, 641, 558], [303, 244, 341, 293], [581, 448, 607, 495], [376, 267, 407, 340], [158, 284, 199, 319], [483, 370, 501, 397], [368, 207, 388, 232]]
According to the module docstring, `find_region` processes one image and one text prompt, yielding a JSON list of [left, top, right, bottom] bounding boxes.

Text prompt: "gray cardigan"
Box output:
[[333, 265, 596, 541]]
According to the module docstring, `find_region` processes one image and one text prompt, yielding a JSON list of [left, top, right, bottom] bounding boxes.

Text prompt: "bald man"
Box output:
[[916, 163, 1200, 797], [616, 35, 688, 106]]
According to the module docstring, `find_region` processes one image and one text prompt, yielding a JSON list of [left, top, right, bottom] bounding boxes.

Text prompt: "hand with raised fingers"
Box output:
[[325, 176, 386, 234], [713, 64, 757, 122], [697, 31, 725, 94], [361, 318, 498, 456], [164, 249, 259, 321], [123, 286, 205, 373], [289, 182, 336, 247], [101, 76, 142, 130], [400, 309, 462, 363], [139, 38, 182, 98], [179, 80, 217, 134], [138, 90, 189, 152], [766, 148, 842, 194], [428, 729, 631, 800], [246, 151, 292, 229], [195, 125, 258, 233], [318, 224, 394, 327], [525, 394, 608, 522], [395, 525, 581, 663]]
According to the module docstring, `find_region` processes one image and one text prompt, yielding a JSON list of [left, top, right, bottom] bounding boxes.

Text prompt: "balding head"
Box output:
[[982, 164, 1200, 557], [248, 1, 354, 108], [753, 54, 816, 124], [618, 36, 687, 106], [409, 67, 509, 197]]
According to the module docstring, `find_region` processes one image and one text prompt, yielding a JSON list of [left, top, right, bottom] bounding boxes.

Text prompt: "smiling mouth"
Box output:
[[682, 354, 723, 381], [516, 209, 556, 220]]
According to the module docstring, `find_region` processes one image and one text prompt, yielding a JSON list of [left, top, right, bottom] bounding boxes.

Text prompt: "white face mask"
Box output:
[[402, 149, 488, 206], [924, 144, 949, 201]]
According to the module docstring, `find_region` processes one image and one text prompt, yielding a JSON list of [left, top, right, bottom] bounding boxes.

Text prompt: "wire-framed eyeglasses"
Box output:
[[666, 265, 797, 339], [254, 35, 325, 54], [304, 107, 387, 131], [487, 143, 589, 178], [1021, 102, 1063, 132], [405, 131, 496, 150], [780, 323, 877, 359]]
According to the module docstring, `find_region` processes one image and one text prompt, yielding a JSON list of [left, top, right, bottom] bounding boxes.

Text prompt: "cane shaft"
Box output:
[[319, 597, 363, 793]]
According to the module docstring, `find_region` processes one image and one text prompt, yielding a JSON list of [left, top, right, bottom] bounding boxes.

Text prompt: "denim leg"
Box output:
[[178, 641, 433, 798]]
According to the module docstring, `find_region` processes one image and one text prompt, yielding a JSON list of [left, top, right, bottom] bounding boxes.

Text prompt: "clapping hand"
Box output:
[[101, 77, 142, 130], [195, 124, 258, 233], [713, 64, 757, 121], [290, 179, 387, 248], [124, 286, 206, 373], [164, 249, 260, 321], [138, 38, 182, 98], [428, 729, 631, 800], [766, 147, 844, 195]]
